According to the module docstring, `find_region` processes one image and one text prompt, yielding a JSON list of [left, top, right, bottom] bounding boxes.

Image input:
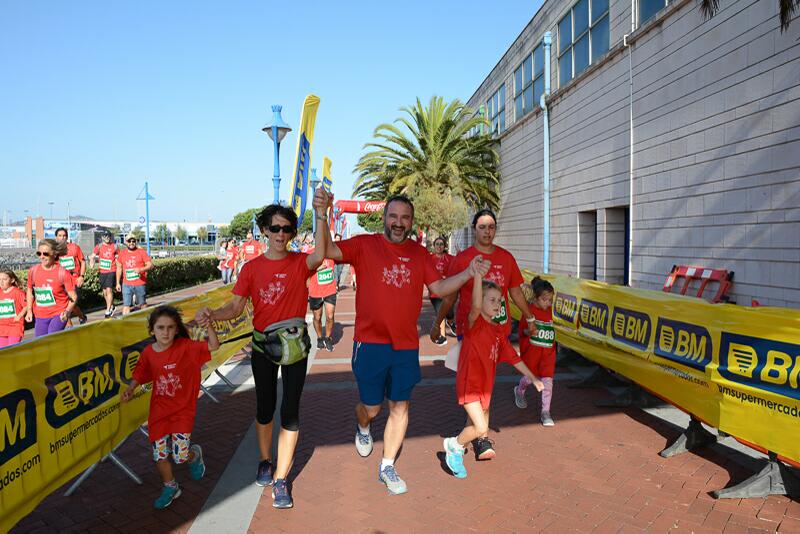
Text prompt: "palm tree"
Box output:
[[701, 0, 797, 30], [353, 96, 501, 211]]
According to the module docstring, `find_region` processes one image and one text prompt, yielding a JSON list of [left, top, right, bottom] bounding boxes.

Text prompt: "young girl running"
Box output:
[[121, 305, 219, 510], [513, 277, 557, 426], [0, 270, 27, 348], [443, 265, 544, 479]]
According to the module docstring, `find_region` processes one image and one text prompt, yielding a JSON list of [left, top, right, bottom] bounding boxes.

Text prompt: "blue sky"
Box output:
[[1, 1, 542, 225]]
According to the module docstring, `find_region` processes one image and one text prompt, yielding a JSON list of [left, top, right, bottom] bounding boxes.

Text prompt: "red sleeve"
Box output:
[[507, 253, 524, 288], [447, 253, 466, 277], [232, 263, 250, 297], [15, 288, 26, 308], [93, 245, 99, 256], [62, 268, 75, 291], [27, 267, 34, 290], [75, 245, 85, 262], [191, 339, 212, 366], [423, 252, 441, 286], [141, 250, 151, 263], [132, 348, 152, 384], [336, 235, 363, 266], [498, 338, 522, 365]]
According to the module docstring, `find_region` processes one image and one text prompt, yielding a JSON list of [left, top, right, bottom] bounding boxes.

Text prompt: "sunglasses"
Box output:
[[268, 225, 294, 234], [36, 251, 52, 257], [127, 239, 137, 243]]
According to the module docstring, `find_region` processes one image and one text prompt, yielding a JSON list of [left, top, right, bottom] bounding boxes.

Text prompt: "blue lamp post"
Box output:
[[309, 168, 320, 234], [262, 105, 292, 205]]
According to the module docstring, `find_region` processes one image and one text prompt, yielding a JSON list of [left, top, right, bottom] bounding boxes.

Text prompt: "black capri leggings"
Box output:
[[251, 353, 308, 431]]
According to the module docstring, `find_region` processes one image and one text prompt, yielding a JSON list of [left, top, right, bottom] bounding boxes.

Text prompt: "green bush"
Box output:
[[16, 255, 220, 310]]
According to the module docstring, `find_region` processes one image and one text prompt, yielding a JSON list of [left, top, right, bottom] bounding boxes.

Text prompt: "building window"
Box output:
[[558, 0, 610, 88], [514, 41, 545, 121], [467, 106, 485, 138], [639, 0, 669, 25], [486, 84, 506, 135]]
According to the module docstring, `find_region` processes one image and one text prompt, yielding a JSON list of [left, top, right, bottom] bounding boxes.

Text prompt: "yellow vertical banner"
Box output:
[[290, 94, 321, 226], [321, 157, 332, 193]]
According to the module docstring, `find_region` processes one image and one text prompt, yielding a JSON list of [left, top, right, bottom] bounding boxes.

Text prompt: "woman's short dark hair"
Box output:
[[256, 204, 298, 237], [472, 209, 497, 228], [147, 305, 191, 340]]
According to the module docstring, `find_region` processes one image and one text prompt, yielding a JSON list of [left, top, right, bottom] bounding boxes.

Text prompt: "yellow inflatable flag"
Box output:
[[290, 94, 320, 226]]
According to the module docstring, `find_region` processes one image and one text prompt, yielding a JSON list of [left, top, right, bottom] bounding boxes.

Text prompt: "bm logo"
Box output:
[[0, 389, 36, 466], [719, 333, 800, 400], [554, 293, 578, 324], [611, 307, 651, 351], [120, 339, 150, 384], [578, 299, 608, 335], [45, 355, 120, 428], [654, 318, 712, 371]]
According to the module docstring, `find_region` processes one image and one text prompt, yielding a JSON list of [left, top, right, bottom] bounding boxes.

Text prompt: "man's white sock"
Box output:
[[358, 424, 370, 435], [380, 458, 394, 470]]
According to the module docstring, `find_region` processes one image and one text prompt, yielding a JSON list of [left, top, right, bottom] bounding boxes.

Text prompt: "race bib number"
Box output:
[[317, 268, 334, 285], [59, 256, 76, 271], [492, 298, 508, 325], [99, 258, 112, 270], [530, 320, 555, 348], [245, 245, 255, 254], [125, 269, 140, 281], [34, 287, 56, 307], [0, 299, 15, 318]]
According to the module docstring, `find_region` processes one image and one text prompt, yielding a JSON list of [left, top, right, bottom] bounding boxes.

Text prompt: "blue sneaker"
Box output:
[[256, 459, 274, 487], [378, 464, 408, 495], [272, 478, 293, 508], [188, 444, 206, 481], [154, 483, 181, 509], [444, 437, 467, 478]]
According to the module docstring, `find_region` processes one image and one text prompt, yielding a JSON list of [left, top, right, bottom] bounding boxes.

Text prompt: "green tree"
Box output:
[[229, 208, 262, 239], [175, 225, 188, 242], [217, 224, 230, 238], [131, 226, 145, 240], [701, 0, 797, 30], [298, 209, 314, 235], [154, 223, 171, 244], [354, 96, 500, 211], [356, 212, 383, 233], [196, 226, 208, 243], [413, 186, 469, 240]]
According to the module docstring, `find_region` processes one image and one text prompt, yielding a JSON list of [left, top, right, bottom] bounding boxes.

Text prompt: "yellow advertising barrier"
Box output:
[[512, 271, 800, 466], [0, 286, 252, 532]]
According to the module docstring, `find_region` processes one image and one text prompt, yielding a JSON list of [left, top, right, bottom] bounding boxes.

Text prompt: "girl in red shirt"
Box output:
[[0, 269, 27, 348], [25, 239, 77, 337], [442, 266, 543, 479], [514, 277, 557, 426], [121, 305, 220, 510]]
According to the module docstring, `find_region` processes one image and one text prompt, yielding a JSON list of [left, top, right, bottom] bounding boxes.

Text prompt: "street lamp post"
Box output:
[[262, 105, 292, 205], [310, 168, 320, 234]]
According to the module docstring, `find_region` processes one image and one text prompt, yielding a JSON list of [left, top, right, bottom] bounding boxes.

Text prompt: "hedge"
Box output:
[[15, 255, 221, 310]]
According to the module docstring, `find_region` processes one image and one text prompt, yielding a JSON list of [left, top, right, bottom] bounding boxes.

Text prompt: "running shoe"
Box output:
[[446, 321, 457, 337], [255, 459, 274, 486], [513, 385, 528, 409], [378, 464, 408, 495], [443, 437, 467, 479], [109, 305, 116, 316], [78, 316, 88, 325], [188, 444, 206, 480], [355, 426, 373, 457], [433, 336, 447, 346], [541, 411, 555, 427], [474, 437, 496, 460], [324, 337, 334, 352], [316, 338, 325, 350], [104, 309, 112, 318], [272, 479, 293, 508], [154, 483, 181, 510]]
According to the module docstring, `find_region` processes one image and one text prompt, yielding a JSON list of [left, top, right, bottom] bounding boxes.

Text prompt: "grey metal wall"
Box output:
[[467, 0, 800, 308]]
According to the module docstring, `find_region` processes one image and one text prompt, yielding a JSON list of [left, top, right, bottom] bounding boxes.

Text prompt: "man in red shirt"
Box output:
[[116, 233, 153, 315], [90, 231, 119, 317], [55, 227, 88, 325], [308, 254, 337, 351], [320, 195, 489, 495], [238, 231, 263, 267]]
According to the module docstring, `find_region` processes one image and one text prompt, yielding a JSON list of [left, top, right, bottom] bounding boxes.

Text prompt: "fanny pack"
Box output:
[[251, 318, 310, 366]]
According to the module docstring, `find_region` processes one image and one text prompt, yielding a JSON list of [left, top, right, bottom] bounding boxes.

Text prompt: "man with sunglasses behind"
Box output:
[[116, 233, 153, 315]]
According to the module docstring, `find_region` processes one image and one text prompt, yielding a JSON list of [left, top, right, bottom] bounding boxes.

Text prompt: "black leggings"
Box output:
[[251, 354, 308, 431]]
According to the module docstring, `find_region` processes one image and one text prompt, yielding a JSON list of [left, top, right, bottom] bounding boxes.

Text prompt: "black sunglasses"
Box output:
[[36, 251, 52, 257], [268, 224, 294, 234], [126, 239, 137, 243]]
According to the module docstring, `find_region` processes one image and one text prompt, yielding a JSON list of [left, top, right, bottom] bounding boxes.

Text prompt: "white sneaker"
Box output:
[[513, 386, 527, 409], [355, 426, 373, 457], [541, 411, 555, 426]]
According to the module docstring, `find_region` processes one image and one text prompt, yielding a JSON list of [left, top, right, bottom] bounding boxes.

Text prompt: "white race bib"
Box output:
[[99, 258, 112, 270], [34, 287, 56, 307], [125, 269, 140, 282], [59, 256, 76, 271], [0, 299, 16, 319]]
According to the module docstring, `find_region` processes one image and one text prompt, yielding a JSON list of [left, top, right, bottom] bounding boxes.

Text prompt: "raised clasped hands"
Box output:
[[469, 255, 491, 278], [312, 188, 333, 215], [195, 307, 213, 327]]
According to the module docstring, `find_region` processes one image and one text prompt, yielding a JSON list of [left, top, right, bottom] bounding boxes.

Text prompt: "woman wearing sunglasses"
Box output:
[[25, 238, 78, 337], [195, 188, 332, 510]]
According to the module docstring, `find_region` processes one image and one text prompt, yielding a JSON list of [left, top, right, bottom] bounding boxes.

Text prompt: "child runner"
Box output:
[[0, 269, 27, 348], [25, 239, 78, 337], [514, 276, 557, 426], [120, 305, 219, 509], [443, 268, 543, 479], [90, 231, 119, 318]]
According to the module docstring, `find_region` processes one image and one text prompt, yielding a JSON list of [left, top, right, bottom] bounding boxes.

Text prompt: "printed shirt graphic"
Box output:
[[224, 246, 239, 269], [429, 253, 454, 298], [59, 243, 85, 280], [448, 245, 524, 337], [456, 315, 521, 406], [27, 264, 75, 318], [0, 286, 26, 338], [337, 234, 440, 350], [242, 240, 262, 262], [132, 337, 212, 441], [93, 243, 118, 273], [117, 248, 150, 286], [233, 253, 314, 331], [520, 305, 557, 357], [309, 257, 337, 299]]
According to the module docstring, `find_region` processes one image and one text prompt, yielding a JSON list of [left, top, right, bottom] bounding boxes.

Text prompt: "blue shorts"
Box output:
[[351, 342, 421, 405], [122, 284, 146, 307]]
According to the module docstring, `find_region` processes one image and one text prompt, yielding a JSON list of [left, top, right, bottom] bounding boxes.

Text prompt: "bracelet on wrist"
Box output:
[[526, 316, 536, 323]]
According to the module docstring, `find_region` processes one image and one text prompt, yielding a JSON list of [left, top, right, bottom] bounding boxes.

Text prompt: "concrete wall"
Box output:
[[467, 0, 800, 308]]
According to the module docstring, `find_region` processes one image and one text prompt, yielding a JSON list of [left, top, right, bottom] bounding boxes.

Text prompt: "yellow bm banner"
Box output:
[[0, 286, 252, 532], [513, 271, 800, 465]]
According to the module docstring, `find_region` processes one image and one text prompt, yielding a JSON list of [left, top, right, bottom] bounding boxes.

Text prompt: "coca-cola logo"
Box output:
[[363, 202, 385, 212]]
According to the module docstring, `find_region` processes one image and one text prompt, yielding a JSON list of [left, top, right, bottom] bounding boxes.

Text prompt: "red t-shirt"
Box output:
[[224, 247, 238, 269], [309, 258, 337, 299], [337, 234, 440, 350], [241, 240, 262, 262], [0, 287, 26, 338], [233, 253, 313, 331], [132, 337, 212, 441], [93, 243, 118, 273], [519, 304, 556, 357], [117, 248, 151, 286], [448, 245, 524, 337], [429, 253, 454, 298], [27, 264, 75, 318], [58, 243, 85, 281], [456, 315, 521, 409]]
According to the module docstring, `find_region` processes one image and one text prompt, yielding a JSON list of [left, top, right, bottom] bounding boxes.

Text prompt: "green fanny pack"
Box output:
[[252, 318, 310, 366]]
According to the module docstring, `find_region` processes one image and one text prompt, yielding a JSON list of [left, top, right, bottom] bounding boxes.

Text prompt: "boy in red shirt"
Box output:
[[55, 227, 88, 325], [116, 233, 153, 315], [90, 231, 119, 317]]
